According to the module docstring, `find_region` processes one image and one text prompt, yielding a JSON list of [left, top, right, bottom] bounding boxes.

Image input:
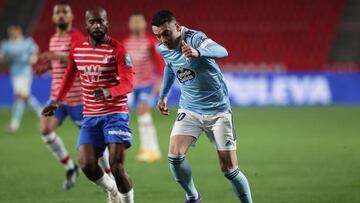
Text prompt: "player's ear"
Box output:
[[175, 23, 181, 32]]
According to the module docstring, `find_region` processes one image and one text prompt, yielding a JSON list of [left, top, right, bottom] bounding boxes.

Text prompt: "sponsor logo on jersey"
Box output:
[[176, 67, 196, 85], [84, 65, 101, 82]]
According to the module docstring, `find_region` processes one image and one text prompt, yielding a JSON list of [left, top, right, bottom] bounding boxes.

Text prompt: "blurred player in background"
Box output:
[[35, 2, 112, 190], [42, 7, 135, 203], [123, 12, 164, 163], [0, 24, 42, 133], [152, 10, 253, 203]]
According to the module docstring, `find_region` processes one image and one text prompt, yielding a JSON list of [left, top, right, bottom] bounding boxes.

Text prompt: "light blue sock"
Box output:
[[27, 96, 42, 117], [11, 99, 26, 129], [224, 167, 253, 203], [168, 154, 199, 200]]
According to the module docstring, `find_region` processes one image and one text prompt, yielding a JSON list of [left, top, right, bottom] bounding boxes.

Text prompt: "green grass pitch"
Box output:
[[0, 106, 359, 203]]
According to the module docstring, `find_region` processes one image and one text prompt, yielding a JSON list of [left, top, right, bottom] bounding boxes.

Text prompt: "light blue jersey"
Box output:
[[0, 37, 36, 78], [158, 27, 230, 115]]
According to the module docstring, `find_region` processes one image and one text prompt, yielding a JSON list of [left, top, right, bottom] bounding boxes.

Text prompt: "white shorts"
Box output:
[[12, 75, 32, 97], [171, 109, 237, 151]]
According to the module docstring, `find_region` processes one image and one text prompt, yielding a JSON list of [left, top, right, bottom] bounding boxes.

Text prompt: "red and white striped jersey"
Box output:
[[49, 29, 84, 106], [56, 36, 134, 117], [123, 34, 164, 87]]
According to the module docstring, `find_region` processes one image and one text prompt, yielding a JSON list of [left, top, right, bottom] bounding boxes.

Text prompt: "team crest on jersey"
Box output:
[[125, 53, 133, 67], [176, 68, 196, 85], [84, 65, 101, 82], [102, 54, 114, 63]]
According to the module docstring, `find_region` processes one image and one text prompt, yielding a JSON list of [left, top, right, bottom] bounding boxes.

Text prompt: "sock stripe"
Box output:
[[168, 156, 185, 165], [61, 155, 70, 164], [225, 168, 240, 180]]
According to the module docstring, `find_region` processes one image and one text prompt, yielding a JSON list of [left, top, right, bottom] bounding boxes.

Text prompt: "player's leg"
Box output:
[[27, 95, 42, 117], [108, 143, 133, 203], [39, 107, 79, 189], [103, 113, 134, 203], [8, 76, 27, 132], [208, 111, 252, 203], [78, 119, 119, 202], [135, 86, 161, 162], [168, 109, 203, 202], [99, 147, 114, 178], [26, 74, 42, 117], [217, 150, 252, 203]]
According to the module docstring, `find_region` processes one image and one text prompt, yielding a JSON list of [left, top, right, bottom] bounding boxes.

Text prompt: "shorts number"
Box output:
[[176, 112, 186, 121]]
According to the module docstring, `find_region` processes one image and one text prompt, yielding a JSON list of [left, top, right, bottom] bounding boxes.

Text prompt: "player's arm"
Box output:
[[0, 42, 8, 69], [157, 64, 175, 116], [181, 32, 228, 59], [40, 52, 69, 63], [93, 48, 134, 100], [150, 38, 165, 95], [42, 46, 78, 116]]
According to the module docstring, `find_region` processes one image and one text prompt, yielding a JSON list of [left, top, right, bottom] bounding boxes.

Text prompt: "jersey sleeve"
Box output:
[[55, 45, 78, 102], [149, 36, 165, 76], [108, 45, 134, 98], [159, 63, 175, 99], [190, 32, 228, 59]]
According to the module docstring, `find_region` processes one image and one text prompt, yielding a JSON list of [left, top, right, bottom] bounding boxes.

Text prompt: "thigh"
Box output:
[[108, 143, 127, 164], [78, 144, 103, 164], [67, 105, 84, 128], [169, 109, 203, 155], [12, 75, 31, 97], [40, 115, 60, 134], [102, 113, 132, 149], [205, 111, 237, 151]]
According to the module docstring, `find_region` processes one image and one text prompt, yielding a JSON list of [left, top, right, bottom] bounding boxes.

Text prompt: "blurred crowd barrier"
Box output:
[[1, 71, 360, 107]]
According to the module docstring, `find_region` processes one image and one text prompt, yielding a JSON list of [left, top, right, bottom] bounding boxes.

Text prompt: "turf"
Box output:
[[0, 106, 359, 203]]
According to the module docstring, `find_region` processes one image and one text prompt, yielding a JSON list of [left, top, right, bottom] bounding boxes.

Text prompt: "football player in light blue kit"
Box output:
[[0, 25, 42, 133], [152, 10, 253, 203]]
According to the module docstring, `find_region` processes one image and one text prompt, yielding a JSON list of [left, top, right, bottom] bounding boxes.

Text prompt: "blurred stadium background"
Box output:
[[0, 0, 359, 202]]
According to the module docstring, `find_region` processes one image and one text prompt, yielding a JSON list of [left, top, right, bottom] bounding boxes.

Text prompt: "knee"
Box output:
[[110, 162, 126, 177], [78, 156, 97, 174], [40, 126, 53, 135]]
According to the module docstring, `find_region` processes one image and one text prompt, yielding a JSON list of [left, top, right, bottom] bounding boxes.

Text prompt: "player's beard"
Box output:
[[57, 23, 69, 31], [89, 28, 107, 44]]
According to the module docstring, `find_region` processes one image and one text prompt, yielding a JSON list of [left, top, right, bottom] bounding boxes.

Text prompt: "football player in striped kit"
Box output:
[[36, 2, 112, 190], [123, 12, 164, 163], [42, 7, 134, 203]]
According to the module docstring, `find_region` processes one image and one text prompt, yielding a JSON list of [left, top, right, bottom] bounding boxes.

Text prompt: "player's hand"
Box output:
[[33, 62, 50, 76], [42, 102, 60, 117], [181, 41, 199, 58], [39, 52, 57, 62], [157, 98, 170, 116], [93, 88, 111, 101]]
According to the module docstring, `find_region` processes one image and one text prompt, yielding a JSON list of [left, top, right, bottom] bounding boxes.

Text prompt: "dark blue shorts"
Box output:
[[77, 113, 132, 153], [132, 85, 154, 107], [54, 104, 83, 127]]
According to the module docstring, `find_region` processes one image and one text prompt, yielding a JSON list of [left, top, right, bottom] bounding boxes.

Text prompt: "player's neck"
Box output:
[[89, 35, 108, 46], [56, 25, 71, 36], [132, 31, 145, 38]]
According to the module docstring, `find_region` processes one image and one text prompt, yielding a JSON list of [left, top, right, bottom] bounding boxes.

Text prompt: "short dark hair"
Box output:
[[55, 0, 70, 7], [151, 10, 176, 26]]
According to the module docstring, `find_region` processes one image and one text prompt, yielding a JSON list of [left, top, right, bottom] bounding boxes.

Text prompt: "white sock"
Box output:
[[138, 113, 160, 153], [119, 188, 134, 203], [99, 147, 112, 175], [41, 132, 75, 170], [94, 173, 118, 194]]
